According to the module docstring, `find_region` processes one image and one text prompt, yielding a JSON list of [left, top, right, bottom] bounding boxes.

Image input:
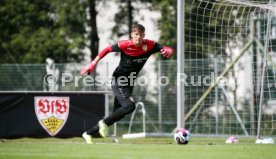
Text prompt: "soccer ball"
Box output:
[[174, 128, 191, 145]]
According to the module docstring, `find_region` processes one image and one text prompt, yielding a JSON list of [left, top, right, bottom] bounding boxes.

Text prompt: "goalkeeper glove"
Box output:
[[161, 46, 174, 59], [80, 60, 97, 76]]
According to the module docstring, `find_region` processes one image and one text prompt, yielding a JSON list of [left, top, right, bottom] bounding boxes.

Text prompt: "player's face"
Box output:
[[131, 30, 145, 46]]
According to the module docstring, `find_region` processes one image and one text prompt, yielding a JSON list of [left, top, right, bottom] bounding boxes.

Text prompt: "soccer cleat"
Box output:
[[98, 120, 108, 138], [82, 132, 93, 144]]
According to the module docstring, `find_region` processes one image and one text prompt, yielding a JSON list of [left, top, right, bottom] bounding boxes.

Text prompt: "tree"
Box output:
[[112, 0, 134, 39], [0, 0, 87, 63], [87, 0, 99, 60], [151, 0, 177, 59]]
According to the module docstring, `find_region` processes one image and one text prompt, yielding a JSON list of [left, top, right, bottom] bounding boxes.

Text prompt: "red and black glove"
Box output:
[[161, 46, 174, 59], [80, 61, 97, 76]]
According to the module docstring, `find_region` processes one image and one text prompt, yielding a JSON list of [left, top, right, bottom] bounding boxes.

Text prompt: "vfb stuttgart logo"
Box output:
[[34, 96, 69, 136]]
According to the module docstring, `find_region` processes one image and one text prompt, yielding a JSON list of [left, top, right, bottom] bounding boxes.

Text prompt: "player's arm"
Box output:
[[152, 42, 175, 59], [80, 46, 113, 76]]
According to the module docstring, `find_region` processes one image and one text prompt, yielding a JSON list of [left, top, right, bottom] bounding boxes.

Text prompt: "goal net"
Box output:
[[180, 0, 276, 138]]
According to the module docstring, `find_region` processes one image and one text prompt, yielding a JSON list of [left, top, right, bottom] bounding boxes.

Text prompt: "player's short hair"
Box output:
[[131, 24, 145, 33]]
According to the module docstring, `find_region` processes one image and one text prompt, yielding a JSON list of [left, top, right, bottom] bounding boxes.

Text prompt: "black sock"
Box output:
[[86, 124, 99, 136]]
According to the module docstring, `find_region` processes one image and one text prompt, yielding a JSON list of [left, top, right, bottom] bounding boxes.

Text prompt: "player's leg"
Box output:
[[103, 97, 135, 126], [83, 118, 109, 142], [83, 96, 124, 140], [83, 83, 135, 141], [82, 131, 93, 144], [83, 121, 108, 142], [93, 97, 124, 138], [105, 97, 128, 124], [82, 120, 102, 144], [113, 96, 122, 112], [102, 84, 136, 126]]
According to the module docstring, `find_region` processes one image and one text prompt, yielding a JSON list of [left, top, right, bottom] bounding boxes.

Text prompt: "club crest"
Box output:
[[142, 45, 147, 51], [34, 96, 69, 136]]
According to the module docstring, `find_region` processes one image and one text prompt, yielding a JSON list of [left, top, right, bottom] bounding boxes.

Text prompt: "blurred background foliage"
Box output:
[[0, 0, 268, 64], [0, 0, 87, 63], [0, 0, 180, 64]]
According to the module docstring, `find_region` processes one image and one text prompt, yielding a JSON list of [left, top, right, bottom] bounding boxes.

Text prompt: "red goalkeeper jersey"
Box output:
[[110, 39, 163, 79]]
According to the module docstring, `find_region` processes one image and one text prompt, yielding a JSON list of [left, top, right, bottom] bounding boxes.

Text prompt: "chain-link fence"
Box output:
[[1, 59, 275, 137]]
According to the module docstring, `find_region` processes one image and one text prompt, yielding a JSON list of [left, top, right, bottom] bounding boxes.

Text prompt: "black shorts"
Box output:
[[111, 80, 134, 104]]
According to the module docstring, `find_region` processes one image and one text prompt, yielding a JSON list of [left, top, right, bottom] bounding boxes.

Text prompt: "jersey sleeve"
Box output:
[[98, 43, 123, 59], [111, 40, 130, 52], [150, 42, 163, 54], [111, 43, 121, 52], [97, 40, 130, 59], [98, 46, 112, 58]]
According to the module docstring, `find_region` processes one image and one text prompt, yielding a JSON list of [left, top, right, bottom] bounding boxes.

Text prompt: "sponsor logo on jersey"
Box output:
[[133, 57, 148, 63], [34, 96, 69, 136], [125, 59, 133, 64]]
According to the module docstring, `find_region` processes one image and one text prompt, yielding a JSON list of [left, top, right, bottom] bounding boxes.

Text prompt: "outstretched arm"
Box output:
[[151, 42, 174, 59], [161, 46, 174, 59], [80, 46, 113, 76]]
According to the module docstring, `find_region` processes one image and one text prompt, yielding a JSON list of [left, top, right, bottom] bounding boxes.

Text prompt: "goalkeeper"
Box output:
[[80, 24, 174, 144]]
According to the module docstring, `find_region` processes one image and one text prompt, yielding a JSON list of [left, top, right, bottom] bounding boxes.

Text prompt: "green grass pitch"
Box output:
[[0, 137, 274, 159]]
